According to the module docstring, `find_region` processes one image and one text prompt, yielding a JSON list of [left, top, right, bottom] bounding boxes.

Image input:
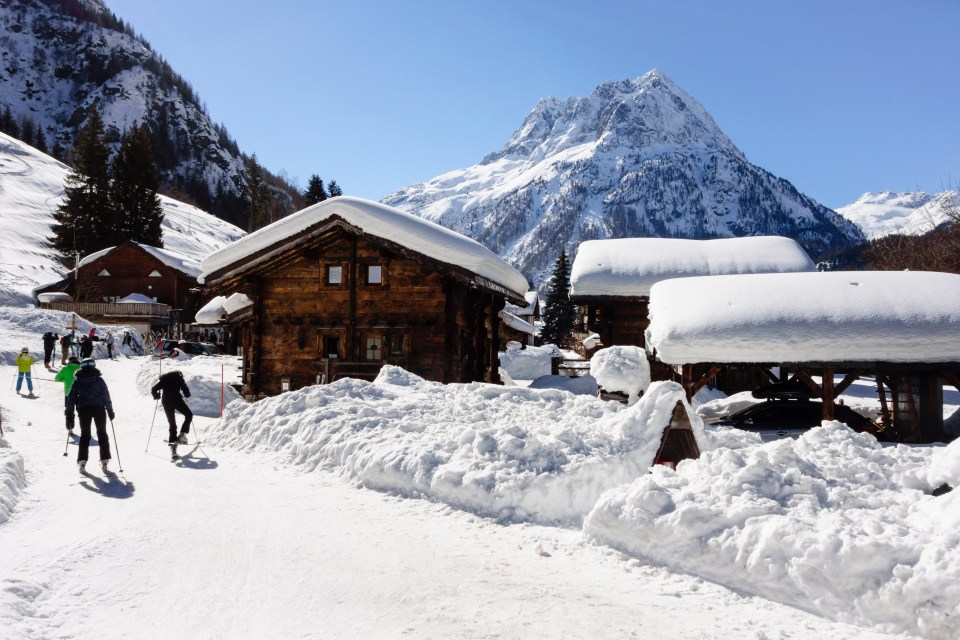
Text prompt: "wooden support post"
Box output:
[[822, 367, 835, 420], [876, 376, 892, 431]]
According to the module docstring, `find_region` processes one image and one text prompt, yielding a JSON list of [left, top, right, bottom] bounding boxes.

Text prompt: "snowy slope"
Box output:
[[0, 132, 245, 306], [0, 298, 955, 637], [837, 190, 960, 239], [383, 70, 864, 288], [0, 0, 269, 210]]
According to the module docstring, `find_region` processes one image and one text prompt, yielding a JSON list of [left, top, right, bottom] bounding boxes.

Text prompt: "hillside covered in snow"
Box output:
[[0, 132, 245, 306], [383, 70, 865, 287], [837, 190, 960, 240]]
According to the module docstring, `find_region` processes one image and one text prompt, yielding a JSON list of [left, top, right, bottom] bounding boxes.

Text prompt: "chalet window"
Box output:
[[364, 335, 383, 361], [98, 269, 111, 276], [365, 264, 382, 285], [325, 265, 343, 285], [148, 270, 162, 277], [324, 336, 340, 359], [386, 334, 406, 357]]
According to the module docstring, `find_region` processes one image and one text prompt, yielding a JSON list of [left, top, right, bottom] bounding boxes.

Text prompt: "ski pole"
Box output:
[[109, 417, 123, 473], [145, 398, 159, 452], [62, 429, 70, 457]]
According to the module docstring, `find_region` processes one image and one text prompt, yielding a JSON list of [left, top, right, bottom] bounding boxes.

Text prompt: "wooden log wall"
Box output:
[[240, 229, 502, 396]]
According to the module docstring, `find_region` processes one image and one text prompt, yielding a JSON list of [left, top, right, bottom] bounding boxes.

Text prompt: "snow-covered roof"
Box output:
[[504, 290, 539, 317], [194, 295, 227, 325], [570, 236, 815, 298], [646, 271, 960, 364], [199, 197, 529, 298], [499, 309, 535, 335], [78, 242, 202, 278], [118, 293, 156, 303], [222, 293, 253, 315]]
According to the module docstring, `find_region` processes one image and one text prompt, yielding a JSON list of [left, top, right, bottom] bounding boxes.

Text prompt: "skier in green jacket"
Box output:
[[55, 356, 81, 432]]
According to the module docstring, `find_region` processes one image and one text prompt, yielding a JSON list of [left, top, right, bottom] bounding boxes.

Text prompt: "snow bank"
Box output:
[[498, 344, 559, 381], [208, 369, 706, 526], [584, 424, 960, 638], [571, 236, 815, 298], [135, 356, 242, 418], [647, 270, 960, 364], [0, 437, 26, 524], [589, 345, 651, 404], [528, 374, 598, 396], [0, 307, 142, 364]]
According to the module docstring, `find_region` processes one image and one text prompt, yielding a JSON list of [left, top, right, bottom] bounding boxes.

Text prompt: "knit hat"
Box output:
[[68, 356, 80, 364], [79, 358, 96, 367], [21, 347, 28, 353]]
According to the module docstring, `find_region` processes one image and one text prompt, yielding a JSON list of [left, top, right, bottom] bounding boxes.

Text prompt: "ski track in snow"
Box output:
[[0, 355, 910, 639]]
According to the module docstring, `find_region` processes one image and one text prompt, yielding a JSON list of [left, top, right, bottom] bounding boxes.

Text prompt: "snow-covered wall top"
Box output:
[[78, 241, 201, 278], [646, 270, 960, 364], [570, 236, 815, 298], [200, 196, 530, 298]]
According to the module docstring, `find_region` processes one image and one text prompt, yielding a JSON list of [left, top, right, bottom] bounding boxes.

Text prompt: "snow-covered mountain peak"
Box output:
[[836, 189, 960, 239], [385, 70, 863, 289], [483, 69, 740, 166]]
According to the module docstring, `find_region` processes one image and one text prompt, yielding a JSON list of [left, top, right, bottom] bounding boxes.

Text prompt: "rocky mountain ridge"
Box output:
[[384, 70, 865, 287]]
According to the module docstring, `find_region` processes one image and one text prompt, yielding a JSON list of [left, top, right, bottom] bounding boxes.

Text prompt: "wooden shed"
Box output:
[[199, 197, 530, 398], [646, 270, 960, 443], [570, 236, 816, 391]]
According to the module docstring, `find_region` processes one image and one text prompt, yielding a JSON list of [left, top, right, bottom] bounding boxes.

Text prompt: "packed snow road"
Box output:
[[0, 354, 912, 639]]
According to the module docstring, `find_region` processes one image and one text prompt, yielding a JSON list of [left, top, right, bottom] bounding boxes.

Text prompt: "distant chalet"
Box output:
[[199, 197, 530, 398], [570, 236, 816, 348]]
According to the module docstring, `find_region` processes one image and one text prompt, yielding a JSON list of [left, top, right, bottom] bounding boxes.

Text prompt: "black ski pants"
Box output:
[[163, 397, 192, 442], [77, 405, 110, 463]]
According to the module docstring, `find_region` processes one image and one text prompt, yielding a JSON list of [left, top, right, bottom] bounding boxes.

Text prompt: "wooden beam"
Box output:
[[944, 371, 960, 394], [758, 367, 781, 384], [834, 370, 863, 396], [791, 368, 823, 398], [690, 365, 724, 398]]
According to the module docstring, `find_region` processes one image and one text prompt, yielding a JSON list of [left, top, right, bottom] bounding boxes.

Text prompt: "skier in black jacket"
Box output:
[[66, 358, 114, 473], [151, 370, 192, 446], [41, 331, 58, 368]]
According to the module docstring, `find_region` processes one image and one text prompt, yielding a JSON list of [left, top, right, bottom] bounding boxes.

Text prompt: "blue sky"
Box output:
[[105, 0, 958, 209]]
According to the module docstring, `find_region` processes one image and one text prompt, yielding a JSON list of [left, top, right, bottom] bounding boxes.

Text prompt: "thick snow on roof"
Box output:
[[570, 236, 815, 298], [499, 309, 535, 335], [78, 242, 201, 278], [646, 270, 960, 364], [118, 293, 156, 303], [194, 295, 227, 325], [200, 196, 529, 297]]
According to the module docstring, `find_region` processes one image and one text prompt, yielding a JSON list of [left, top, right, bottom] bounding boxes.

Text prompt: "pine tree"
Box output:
[[303, 174, 328, 205], [540, 249, 576, 347], [243, 154, 272, 231], [111, 124, 164, 246], [327, 180, 343, 197], [52, 107, 114, 261]]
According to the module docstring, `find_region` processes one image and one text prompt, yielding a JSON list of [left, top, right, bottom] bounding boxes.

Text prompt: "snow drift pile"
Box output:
[[207, 365, 960, 638], [209, 367, 705, 525]]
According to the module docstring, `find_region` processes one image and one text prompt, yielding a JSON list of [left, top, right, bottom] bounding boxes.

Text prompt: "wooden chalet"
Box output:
[[645, 270, 960, 443], [36, 240, 205, 334], [569, 236, 816, 392], [199, 197, 530, 398]]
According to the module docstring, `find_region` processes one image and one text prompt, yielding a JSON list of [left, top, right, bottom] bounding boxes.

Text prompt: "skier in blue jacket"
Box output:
[[67, 358, 115, 473]]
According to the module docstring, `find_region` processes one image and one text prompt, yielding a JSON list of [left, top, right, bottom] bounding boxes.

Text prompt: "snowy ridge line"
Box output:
[[207, 366, 710, 526], [584, 427, 960, 640], [0, 438, 26, 525]]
